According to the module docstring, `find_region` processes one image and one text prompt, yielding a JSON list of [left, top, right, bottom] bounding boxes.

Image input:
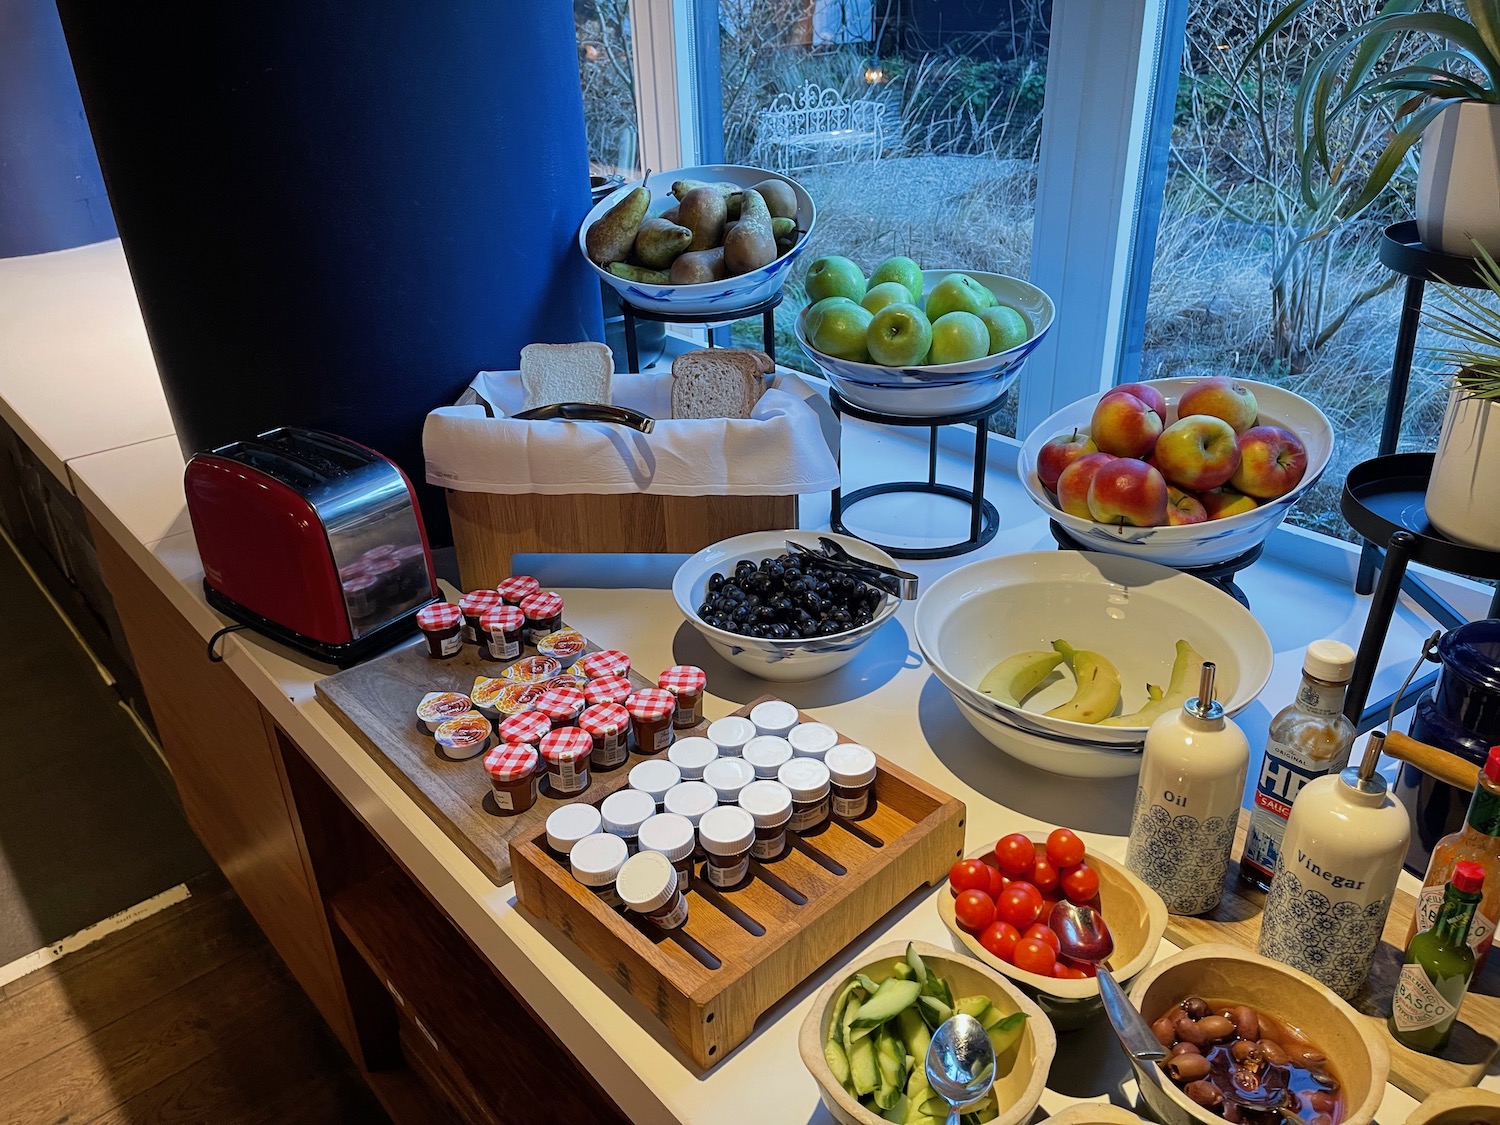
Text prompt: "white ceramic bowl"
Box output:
[[794, 269, 1055, 418], [913, 552, 1274, 772], [1018, 377, 1334, 566], [578, 164, 815, 317], [672, 530, 901, 682]]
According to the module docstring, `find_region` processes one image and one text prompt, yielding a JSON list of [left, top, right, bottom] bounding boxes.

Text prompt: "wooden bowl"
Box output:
[[798, 940, 1056, 1125], [1406, 1088, 1500, 1125], [1041, 1105, 1151, 1125], [937, 836, 1168, 1030], [1127, 944, 1389, 1125]]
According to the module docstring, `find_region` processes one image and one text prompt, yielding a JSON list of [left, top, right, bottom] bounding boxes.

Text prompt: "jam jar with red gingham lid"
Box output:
[[458, 590, 503, 645], [498, 709, 551, 748], [483, 742, 540, 814], [519, 590, 564, 646], [658, 665, 707, 729], [579, 702, 631, 770], [627, 688, 677, 754], [541, 727, 594, 795], [579, 649, 631, 681], [503, 655, 561, 685], [477, 604, 524, 662], [496, 574, 540, 607], [584, 675, 634, 708], [434, 713, 493, 759], [416, 602, 463, 658], [534, 683, 586, 727]]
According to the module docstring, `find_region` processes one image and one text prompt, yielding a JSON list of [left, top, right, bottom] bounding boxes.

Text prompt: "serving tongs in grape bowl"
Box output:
[[785, 537, 919, 600]]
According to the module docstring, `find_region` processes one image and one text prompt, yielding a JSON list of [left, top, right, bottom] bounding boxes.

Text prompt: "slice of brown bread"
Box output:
[[670, 349, 768, 419], [519, 342, 613, 411]]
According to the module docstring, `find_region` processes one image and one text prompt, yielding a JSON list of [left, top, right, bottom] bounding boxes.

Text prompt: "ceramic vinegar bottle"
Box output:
[[1126, 663, 1250, 915], [1258, 731, 1412, 1000]]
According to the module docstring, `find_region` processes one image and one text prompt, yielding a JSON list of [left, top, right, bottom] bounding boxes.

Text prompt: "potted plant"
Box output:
[[1425, 241, 1500, 548], [1251, 0, 1500, 255]]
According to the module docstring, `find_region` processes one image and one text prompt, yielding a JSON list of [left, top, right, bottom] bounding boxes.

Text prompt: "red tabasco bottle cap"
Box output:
[[1454, 860, 1486, 894], [1485, 746, 1500, 784]]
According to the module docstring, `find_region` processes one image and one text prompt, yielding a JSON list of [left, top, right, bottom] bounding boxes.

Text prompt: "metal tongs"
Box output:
[[785, 536, 919, 600]]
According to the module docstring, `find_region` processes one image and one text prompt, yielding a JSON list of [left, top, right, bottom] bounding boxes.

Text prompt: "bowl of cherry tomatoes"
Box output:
[[937, 827, 1168, 1029]]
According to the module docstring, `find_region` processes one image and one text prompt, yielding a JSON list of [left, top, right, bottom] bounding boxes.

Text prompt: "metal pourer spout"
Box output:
[[1357, 730, 1386, 784], [1186, 661, 1224, 722]]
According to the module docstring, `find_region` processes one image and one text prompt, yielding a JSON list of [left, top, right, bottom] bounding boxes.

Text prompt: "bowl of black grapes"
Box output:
[[672, 531, 902, 681]]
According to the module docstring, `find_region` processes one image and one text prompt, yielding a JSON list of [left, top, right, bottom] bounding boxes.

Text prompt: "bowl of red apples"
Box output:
[[1018, 377, 1333, 566]]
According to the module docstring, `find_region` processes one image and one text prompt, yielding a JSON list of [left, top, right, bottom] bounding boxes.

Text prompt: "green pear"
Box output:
[[633, 216, 693, 269], [669, 246, 728, 285], [608, 262, 671, 285], [677, 187, 727, 252], [585, 185, 651, 266], [751, 178, 798, 219], [723, 186, 777, 276], [771, 217, 797, 240], [671, 178, 712, 201]]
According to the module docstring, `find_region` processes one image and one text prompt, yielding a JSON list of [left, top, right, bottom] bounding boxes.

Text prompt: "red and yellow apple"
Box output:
[[1087, 458, 1169, 527], [1166, 486, 1208, 525], [1090, 390, 1163, 458], [1037, 428, 1099, 491], [1231, 425, 1308, 499], [1115, 382, 1167, 419], [1153, 415, 1241, 491], [1056, 452, 1115, 518], [1176, 377, 1259, 433], [1200, 488, 1259, 520]]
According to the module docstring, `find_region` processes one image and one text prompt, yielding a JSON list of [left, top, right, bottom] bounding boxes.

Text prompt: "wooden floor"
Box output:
[[0, 873, 389, 1125]]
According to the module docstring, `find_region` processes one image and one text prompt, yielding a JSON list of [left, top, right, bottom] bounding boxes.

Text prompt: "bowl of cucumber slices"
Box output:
[[798, 940, 1054, 1125]]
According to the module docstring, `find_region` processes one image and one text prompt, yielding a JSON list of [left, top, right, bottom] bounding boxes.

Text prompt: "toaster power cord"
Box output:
[[206, 623, 249, 663]]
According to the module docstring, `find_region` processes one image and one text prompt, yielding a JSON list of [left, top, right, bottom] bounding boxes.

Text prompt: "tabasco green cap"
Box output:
[[1455, 860, 1486, 894]]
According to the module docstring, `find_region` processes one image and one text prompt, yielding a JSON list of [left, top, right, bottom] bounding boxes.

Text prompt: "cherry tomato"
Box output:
[[986, 864, 1007, 899], [1052, 962, 1087, 980], [948, 858, 991, 896], [995, 883, 1043, 930], [954, 889, 997, 934], [1059, 956, 1097, 978], [979, 920, 1020, 963], [993, 833, 1037, 877], [1061, 862, 1101, 904], [1029, 855, 1060, 895], [1046, 827, 1086, 869], [1022, 923, 1060, 953], [1013, 937, 1057, 975]]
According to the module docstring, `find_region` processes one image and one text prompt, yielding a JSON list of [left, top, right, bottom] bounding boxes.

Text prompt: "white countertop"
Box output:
[[5, 239, 1490, 1124]]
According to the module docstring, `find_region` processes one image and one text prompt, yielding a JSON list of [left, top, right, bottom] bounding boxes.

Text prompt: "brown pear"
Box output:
[[677, 187, 727, 252], [585, 185, 650, 266], [633, 216, 693, 269], [669, 247, 728, 285], [751, 178, 798, 219], [723, 185, 776, 275]]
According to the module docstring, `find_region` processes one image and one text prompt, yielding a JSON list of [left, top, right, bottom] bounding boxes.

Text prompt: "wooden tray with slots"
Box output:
[[1165, 811, 1500, 1102], [509, 695, 966, 1072]]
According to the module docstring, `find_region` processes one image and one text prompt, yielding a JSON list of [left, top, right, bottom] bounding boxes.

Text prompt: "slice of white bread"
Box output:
[[670, 349, 771, 420], [519, 342, 614, 411]]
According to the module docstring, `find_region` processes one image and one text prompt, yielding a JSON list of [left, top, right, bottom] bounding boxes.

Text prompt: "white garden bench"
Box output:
[[753, 82, 889, 173]]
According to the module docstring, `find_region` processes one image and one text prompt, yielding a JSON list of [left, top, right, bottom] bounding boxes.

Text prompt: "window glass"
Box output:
[[576, 1, 640, 180], [719, 0, 1051, 436]]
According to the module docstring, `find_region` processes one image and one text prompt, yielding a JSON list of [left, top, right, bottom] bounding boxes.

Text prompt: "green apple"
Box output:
[[804, 256, 866, 304], [925, 274, 996, 322], [805, 296, 873, 361], [927, 311, 990, 365], [866, 303, 933, 367], [861, 281, 912, 316], [869, 256, 923, 305], [978, 304, 1029, 354]]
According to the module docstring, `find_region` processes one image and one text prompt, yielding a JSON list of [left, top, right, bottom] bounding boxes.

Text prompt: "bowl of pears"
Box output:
[[579, 164, 815, 317]]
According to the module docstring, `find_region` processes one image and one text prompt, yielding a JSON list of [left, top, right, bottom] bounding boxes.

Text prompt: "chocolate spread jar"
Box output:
[[617, 850, 688, 930], [636, 812, 695, 888], [699, 804, 756, 889], [826, 743, 877, 820], [778, 758, 831, 834], [738, 780, 793, 861]]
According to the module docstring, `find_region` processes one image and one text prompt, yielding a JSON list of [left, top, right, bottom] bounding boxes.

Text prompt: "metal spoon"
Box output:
[[925, 1013, 997, 1125], [1049, 900, 1167, 1063]]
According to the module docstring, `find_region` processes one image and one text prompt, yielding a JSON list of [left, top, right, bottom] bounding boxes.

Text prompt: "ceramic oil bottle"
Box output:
[[1258, 731, 1411, 1000], [1126, 662, 1250, 915]]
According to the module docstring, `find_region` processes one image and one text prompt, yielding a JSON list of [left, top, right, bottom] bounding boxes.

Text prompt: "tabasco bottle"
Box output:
[[1390, 860, 1485, 1053], [1408, 745, 1500, 970]]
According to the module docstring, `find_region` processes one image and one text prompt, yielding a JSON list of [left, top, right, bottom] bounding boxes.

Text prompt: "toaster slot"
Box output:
[[257, 428, 370, 479]]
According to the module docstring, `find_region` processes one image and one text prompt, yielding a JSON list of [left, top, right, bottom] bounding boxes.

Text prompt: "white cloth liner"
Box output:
[[424, 369, 840, 496]]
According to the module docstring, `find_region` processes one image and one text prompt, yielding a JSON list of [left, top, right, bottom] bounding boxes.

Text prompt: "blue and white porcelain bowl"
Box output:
[[672, 531, 900, 682], [579, 165, 815, 317], [1019, 377, 1334, 566], [794, 269, 1055, 417]]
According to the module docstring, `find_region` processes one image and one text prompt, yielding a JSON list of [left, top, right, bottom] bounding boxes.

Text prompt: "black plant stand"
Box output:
[[1046, 521, 1263, 608], [619, 292, 781, 372], [828, 387, 1004, 560]]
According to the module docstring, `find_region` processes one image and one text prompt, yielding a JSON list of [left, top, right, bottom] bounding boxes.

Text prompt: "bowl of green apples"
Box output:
[[793, 256, 1054, 417]]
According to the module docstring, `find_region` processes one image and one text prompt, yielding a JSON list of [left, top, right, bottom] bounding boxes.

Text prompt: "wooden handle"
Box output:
[[1384, 730, 1481, 792]]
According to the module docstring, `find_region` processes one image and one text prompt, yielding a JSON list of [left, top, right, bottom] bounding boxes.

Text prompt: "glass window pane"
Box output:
[[576, 1, 640, 180], [718, 0, 1050, 436]]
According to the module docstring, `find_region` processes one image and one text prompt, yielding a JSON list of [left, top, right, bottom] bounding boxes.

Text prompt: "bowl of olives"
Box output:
[[672, 530, 902, 681]]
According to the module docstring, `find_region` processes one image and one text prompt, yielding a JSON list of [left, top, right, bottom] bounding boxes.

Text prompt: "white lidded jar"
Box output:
[[1258, 731, 1412, 999], [1125, 662, 1250, 915]]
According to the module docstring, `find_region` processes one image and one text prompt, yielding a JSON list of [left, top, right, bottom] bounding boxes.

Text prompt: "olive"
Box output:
[[1151, 1016, 1178, 1047], [1164, 1053, 1210, 1082], [1257, 1039, 1289, 1066], [1308, 1069, 1338, 1092], [1180, 997, 1212, 1020], [1306, 1091, 1339, 1114], [1229, 1005, 1261, 1042], [1230, 1039, 1262, 1064], [1287, 1046, 1327, 1069], [1184, 1081, 1223, 1109], [1168, 1042, 1201, 1058]]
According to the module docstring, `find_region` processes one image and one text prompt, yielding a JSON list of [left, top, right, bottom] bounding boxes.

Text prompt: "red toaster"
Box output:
[[184, 427, 438, 666]]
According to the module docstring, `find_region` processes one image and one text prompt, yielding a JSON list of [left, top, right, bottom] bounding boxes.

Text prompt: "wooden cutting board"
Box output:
[[1164, 812, 1500, 1101]]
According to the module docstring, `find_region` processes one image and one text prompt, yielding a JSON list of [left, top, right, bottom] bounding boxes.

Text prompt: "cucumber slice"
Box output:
[[850, 1033, 879, 1096], [917, 994, 953, 1030], [954, 995, 992, 1022], [855, 972, 884, 995], [895, 1006, 931, 1069], [875, 1025, 905, 1111], [828, 980, 863, 1045], [979, 1003, 1009, 1031], [987, 1011, 1028, 1057], [851, 978, 922, 1028], [891, 961, 914, 981], [905, 943, 928, 988], [824, 1037, 851, 1087], [880, 1095, 910, 1122], [923, 971, 954, 1010]]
